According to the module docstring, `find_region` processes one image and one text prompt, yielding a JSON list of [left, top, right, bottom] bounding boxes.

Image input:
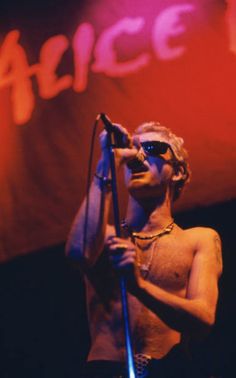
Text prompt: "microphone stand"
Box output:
[[106, 127, 136, 378]]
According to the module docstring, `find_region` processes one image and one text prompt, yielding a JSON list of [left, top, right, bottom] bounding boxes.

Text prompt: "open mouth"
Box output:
[[129, 165, 149, 177], [126, 158, 149, 174], [129, 166, 148, 175]]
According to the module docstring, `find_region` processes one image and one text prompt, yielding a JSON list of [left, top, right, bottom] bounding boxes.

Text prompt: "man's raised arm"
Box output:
[[65, 130, 112, 265], [65, 125, 136, 265]]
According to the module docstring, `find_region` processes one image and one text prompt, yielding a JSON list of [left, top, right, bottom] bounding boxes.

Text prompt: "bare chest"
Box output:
[[135, 235, 194, 291]]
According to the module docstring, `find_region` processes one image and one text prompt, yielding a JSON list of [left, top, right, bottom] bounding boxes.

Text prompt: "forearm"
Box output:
[[134, 279, 215, 335], [65, 158, 112, 263]]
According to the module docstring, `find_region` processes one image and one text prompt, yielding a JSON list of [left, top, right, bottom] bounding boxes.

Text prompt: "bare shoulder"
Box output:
[[173, 224, 221, 246], [183, 225, 221, 240], [181, 225, 223, 274], [182, 226, 221, 249]]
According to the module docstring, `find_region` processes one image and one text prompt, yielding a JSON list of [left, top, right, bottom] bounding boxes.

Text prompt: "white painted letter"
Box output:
[[152, 4, 195, 60], [73, 23, 95, 92], [92, 17, 150, 76]]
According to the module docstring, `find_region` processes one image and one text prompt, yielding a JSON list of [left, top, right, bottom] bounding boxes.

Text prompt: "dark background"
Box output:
[[0, 199, 235, 378]]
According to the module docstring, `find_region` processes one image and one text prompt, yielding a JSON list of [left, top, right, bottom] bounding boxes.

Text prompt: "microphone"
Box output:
[[100, 113, 114, 133], [99, 113, 146, 171], [99, 113, 131, 148]]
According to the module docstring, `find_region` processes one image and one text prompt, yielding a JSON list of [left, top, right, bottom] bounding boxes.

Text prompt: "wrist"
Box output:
[[94, 171, 112, 192], [97, 156, 110, 176], [94, 172, 112, 190]]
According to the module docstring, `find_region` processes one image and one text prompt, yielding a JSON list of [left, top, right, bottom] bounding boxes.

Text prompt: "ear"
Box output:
[[171, 164, 186, 183]]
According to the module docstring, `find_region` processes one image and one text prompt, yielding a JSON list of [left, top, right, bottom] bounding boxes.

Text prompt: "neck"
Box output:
[[125, 190, 173, 234]]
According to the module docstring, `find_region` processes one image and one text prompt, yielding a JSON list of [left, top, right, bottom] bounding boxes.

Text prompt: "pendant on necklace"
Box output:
[[137, 242, 155, 279], [139, 264, 150, 279]]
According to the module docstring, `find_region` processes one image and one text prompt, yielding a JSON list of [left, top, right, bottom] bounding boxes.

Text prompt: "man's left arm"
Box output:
[[108, 228, 223, 336], [132, 228, 223, 335]]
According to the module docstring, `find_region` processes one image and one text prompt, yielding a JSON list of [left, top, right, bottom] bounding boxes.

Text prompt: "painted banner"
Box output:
[[0, 0, 235, 262]]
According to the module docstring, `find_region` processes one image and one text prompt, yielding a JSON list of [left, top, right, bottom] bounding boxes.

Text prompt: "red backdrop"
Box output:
[[0, 0, 235, 262]]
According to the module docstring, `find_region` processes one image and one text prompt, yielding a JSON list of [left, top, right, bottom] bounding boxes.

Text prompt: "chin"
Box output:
[[127, 181, 167, 202], [128, 185, 156, 201]]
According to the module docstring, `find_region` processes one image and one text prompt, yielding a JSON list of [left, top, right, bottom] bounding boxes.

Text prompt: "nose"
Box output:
[[139, 145, 147, 158]]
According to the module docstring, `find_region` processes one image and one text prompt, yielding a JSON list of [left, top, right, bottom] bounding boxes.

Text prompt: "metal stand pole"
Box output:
[[106, 128, 136, 378]]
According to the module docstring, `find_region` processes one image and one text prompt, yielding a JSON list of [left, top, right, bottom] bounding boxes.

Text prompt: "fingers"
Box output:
[[114, 147, 138, 160], [111, 123, 132, 147], [99, 124, 140, 170], [106, 236, 134, 249], [110, 252, 136, 268], [99, 123, 132, 150], [105, 236, 137, 269], [105, 236, 140, 292]]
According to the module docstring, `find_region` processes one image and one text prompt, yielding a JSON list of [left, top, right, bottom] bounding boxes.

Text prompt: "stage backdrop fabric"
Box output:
[[0, 0, 236, 262]]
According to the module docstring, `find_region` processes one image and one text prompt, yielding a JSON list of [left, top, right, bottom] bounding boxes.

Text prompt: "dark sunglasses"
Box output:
[[141, 141, 175, 158]]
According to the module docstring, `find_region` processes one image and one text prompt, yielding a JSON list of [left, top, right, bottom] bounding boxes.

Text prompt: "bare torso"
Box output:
[[85, 224, 196, 361]]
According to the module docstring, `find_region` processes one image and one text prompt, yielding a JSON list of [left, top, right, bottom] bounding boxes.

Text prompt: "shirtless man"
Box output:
[[66, 121, 223, 378]]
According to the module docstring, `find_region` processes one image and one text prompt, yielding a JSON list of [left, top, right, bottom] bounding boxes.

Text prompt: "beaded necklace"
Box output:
[[121, 220, 175, 278]]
